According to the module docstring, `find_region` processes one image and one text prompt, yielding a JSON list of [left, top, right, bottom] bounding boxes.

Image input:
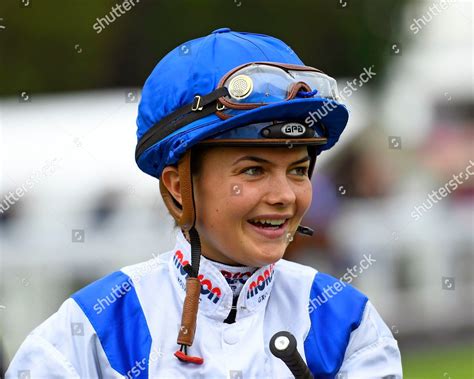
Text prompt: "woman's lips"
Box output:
[[246, 219, 289, 240]]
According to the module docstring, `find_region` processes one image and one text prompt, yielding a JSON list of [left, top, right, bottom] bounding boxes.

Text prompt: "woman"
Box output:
[[7, 28, 402, 378]]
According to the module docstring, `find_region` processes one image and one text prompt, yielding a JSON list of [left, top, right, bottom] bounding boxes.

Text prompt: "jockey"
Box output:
[[6, 28, 402, 378]]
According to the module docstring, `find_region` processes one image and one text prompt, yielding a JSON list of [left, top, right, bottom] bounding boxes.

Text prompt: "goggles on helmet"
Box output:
[[216, 62, 339, 117]]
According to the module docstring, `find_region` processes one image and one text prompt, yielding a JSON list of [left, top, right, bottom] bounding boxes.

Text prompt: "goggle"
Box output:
[[215, 62, 339, 117]]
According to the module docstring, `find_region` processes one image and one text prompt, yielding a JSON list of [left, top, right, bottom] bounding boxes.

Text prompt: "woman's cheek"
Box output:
[[299, 182, 312, 206], [291, 186, 311, 221], [303, 189, 313, 211], [237, 189, 261, 221]]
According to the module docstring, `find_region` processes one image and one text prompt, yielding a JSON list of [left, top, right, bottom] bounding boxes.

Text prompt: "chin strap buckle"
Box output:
[[175, 345, 204, 365]]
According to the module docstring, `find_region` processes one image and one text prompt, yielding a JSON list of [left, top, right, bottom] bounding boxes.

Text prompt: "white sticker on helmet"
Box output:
[[280, 123, 306, 137]]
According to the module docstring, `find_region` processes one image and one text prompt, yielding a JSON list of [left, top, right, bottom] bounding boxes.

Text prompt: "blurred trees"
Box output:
[[0, 0, 412, 96]]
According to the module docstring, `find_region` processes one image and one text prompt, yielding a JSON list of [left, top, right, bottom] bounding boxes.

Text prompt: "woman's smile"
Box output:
[[246, 216, 291, 239]]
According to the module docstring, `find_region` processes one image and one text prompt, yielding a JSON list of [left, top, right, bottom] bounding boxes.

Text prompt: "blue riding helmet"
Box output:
[[135, 27, 349, 181]]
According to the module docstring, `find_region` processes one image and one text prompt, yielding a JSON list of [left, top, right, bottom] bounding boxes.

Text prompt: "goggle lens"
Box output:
[[222, 64, 339, 105]]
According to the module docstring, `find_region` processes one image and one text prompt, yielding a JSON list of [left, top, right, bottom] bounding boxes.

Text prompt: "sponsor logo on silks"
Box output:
[[281, 122, 306, 137], [220, 270, 253, 285], [246, 264, 275, 299], [173, 250, 222, 304], [220, 270, 254, 291]]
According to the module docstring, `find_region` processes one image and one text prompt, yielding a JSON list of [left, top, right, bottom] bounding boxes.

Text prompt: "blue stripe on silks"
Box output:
[[304, 272, 368, 378], [71, 271, 152, 378]]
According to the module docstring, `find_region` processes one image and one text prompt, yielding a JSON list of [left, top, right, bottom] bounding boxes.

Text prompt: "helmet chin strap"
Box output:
[[160, 150, 204, 365], [159, 150, 196, 231]]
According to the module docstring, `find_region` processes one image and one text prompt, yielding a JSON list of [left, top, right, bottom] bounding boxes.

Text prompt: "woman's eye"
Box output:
[[290, 166, 309, 176], [241, 166, 309, 176], [242, 167, 263, 176]]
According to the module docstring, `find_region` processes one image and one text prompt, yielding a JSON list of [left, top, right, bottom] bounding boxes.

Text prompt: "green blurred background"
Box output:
[[0, 0, 412, 96]]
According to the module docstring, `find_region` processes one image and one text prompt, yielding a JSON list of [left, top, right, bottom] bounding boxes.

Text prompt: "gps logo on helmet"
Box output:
[[174, 250, 222, 304], [247, 264, 275, 299], [281, 123, 306, 137]]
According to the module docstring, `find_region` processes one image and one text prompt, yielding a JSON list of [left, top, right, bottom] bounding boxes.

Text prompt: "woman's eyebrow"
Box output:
[[232, 155, 310, 165]]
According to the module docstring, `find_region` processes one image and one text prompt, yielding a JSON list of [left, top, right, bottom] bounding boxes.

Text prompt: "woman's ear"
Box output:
[[161, 166, 182, 206]]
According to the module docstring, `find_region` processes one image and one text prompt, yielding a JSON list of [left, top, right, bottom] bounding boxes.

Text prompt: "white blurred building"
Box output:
[[331, 0, 473, 340]]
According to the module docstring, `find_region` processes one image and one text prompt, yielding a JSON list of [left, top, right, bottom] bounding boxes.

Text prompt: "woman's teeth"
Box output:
[[248, 219, 287, 229]]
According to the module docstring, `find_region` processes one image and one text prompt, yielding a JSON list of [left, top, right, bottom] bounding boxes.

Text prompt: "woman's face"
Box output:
[[192, 145, 313, 267]]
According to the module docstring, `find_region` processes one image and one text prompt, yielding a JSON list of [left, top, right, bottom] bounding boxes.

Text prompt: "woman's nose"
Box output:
[[262, 173, 297, 206]]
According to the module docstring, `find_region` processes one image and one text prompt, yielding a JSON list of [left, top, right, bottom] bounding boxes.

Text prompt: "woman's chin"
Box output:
[[246, 241, 286, 267]]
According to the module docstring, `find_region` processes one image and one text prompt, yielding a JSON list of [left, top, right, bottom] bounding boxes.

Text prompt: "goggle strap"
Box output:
[[135, 87, 229, 162], [288, 82, 312, 100]]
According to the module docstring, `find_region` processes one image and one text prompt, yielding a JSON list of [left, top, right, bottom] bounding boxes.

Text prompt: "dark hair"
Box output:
[[190, 144, 209, 178]]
